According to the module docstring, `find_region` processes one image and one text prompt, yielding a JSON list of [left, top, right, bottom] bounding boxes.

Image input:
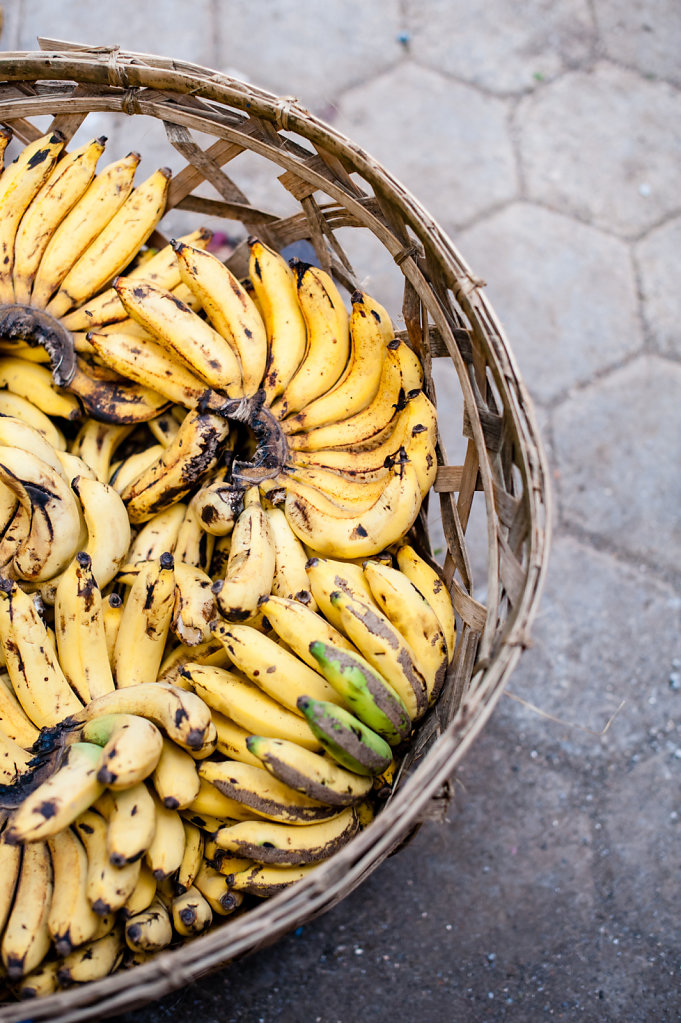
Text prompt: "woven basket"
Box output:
[[0, 40, 550, 1022]]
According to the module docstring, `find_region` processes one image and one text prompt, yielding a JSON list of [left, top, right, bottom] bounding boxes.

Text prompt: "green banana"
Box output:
[[296, 697, 393, 776]]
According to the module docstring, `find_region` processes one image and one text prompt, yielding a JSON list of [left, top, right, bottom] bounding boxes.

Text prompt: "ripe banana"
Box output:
[[46, 166, 171, 318], [54, 551, 116, 702], [121, 861, 157, 919], [191, 479, 242, 537], [0, 827, 21, 933], [125, 501, 187, 566], [213, 806, 358, 865], [174, 239, 268, 395], [171, 562, 216, 646], [113, 553, 176, 687], [73, 809, 142, 915], [4, 742, 104, 844], [245, 735, 373, 807], [0, 412, 67, 478], [364, 559, 448, 702], [0, 728, 32, 783], [258, 593, 355, 670], [297, 696, 393, 777], [70, 418, 134, 483], [194, 861, 243, 916], [81, 712, 164, 789], [124, 895, 172, 953], [283, 290, 393, 434], [101, 782, 157, 867], [171, 885, 213, 937], [67, 357, 172, 425], [148, 408, 181, 447], [151, 736, 201, 810], [111, 442, 165, 495], [265, 506, 316, 606], [47, 826, 100, 956], [156, 638, 229, 687], [71, 474, 131, 589], [1, 839, 53, 981], [211, 487, 276, 621], [272, 261, 349, 417], [0, 672, 40, 748], [57, 925, 125, 985], [212, 710, 263, 767], [198, 760, 341, 825], [174, 494, 216, 570], [13, 136, 106, 305], [228, 861, 318, 898], [177, 822, 205, 894], [145, 788, 186, 880], [395, 544, 456, 662], [31, 150, 140, 308], [15, 957, 60, 999], [0, 390, 67, 450], [114, 276, 243, 395]]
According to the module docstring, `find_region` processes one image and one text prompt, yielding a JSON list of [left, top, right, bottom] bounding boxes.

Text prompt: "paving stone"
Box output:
[[334, 62, 518, 237], [457, 202, 642, 404], [407, 0, 596, 94], [635, 215, 681, 358], [498, 534, 681, 760], [553, 355, 681, 575], [595, 0, 681, 86], [19, 0, 216, 66], [517, 63, 681, 238], [214, 0, 404, 113]]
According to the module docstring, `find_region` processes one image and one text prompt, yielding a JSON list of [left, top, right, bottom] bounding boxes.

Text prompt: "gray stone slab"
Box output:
[[517, 63, 681, 238], [19, 0, 216, 66], [334, 62, 517, 237], [407, 0, 596, 94], [457, 202, 642, 404], [553, 355, 681, 575], [595, 0, 681, 86], [635, 216, 681, 358], [214, 0, 404, 114]]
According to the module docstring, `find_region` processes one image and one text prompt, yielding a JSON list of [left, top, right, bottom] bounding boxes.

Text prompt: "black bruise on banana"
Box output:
[[209, 775, 339, 824]]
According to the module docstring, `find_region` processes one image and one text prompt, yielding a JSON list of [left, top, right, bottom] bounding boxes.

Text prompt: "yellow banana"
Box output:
[[125, 501, 187, 566], [0, 412, 67, 478], [113, 553, 176, 688], [0, 826, 22, 933], [248, 237, 307, 402], [191, 479, 242, 537], [102, 592, 123, 664], [151, 736, 201, 810], [174, 492, 217, 570], [82, 712, 164, 789], [282, 464, 390, 512], [171, 562, 216, 646], [246, 735, 372, 807], [194, 860, 243, 916], [15, 957, 60, 999], [396, 544, 456, 662], [57, 925, 124, 985], [211, 710, 263, 767], [211, 486, 275, 621], [46, 166, 171, 318], [214, 806, 358, 865], [0, 125, 12, 166], [1, 839, 53, 981], [174, 239, 268, 394], [156, 638, 229, 686], [0, 728, 32, 783], [13, 136, 106, 305], [71, 474, 131, 589], [0, 390, 66, 449], [258, 594, 355, 671], [0, 671, 40, 748], [265, 505, 316, 606], [73, 809, 142, 915], [47, 827, 100, 956], [67, 358, 172, 426], [101, 782, 157, 867], [31, 150, 140, 308], [121, 862, 157, 919], [0, 357, 81, 420], [198, 760, 341, 825], [70, 418, 134, 483], [145, 787, 186, 880], [187, 775, 259, 823], [110, 442, 165, 494], [124, 894, 173, 952], [171, 885, 213, 937], [176, 821, 205, 892], [228, 861, 318, 897], [147, 408, 181, 447], [54, 551, 116, 702]]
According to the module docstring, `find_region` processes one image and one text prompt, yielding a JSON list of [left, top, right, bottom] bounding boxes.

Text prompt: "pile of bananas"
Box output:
[[0, 129, 456, 1001]]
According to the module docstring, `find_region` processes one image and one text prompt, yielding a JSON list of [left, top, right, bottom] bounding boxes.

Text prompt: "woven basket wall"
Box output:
[[0, 40, 551, 1022]]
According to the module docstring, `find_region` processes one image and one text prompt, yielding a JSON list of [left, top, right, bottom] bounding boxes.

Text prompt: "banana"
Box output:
[[212, 620, 342, 713], [81, 713, 164, 789], [198, 760, 341, 825], [119, 408, 232, 524], [182, 662, 322, 752], [282, 464, 390, 512], [284, 457, 423, 559], [329, 589, 429, 722], [57, 926, 124, 985], [31, 151, 140, 308], [114, 275, 243, 395], [67, 359, 172, 425], [258, 593, 355, 670], [148, 408, 181, 447], [176, 821, 204, 893], [125, 501, 187, 566], [174, 239, 268, 395], [54, 551, 116, 702], [0, 672, 40, 748], [228, 861, 318, 897], [174, 492, 218, 570], [102, 592, 123, 664], [0, 728, 32, 783], [71, 474, 131, 589], [194, 861, 243, 916], [73, 809, 141, 915], [0, 125, 12, 166], [211, 486, 276, 621], [212, 710, 263, 767], [286, 339, 404, 452], [157, 638, 229, 687], [111, 442, 165, 494], [297, 697, 393, 776], [309, 639, 411, 745], [265, 506, 316, 606], [180, 811, 230, 835], [0, 131, 67, 304], [151, 736, 201, 810], [121, 862, 157, 918], [145, 788, 186, 880], [101, 782, 157, 867], [46, 166, 171, 318], [283, 290, 393, 434], [171, 885, 213, 938], [187, 776, 259, 823], [1, 839, 53, 981], [81, 681, 215, 756], [214, 806, 358, 866], [304, 557, 376, 635], [248, 237, 307, 402], [210, 531, 232, 579], [124, 894, 173, 952], [47, 827, 100, 956], [0, 413, 67, 478], [15, 957, 60, 999], [395, 544, 456, 662], [70, 418, 134, 483], [246, 735, 372, 807], [13, 136, 107, 305], [0, 390, 67, 449], [171, 563, 216, 646], [271, 261, 350, 418], [61, 227, 212, 332], [187, 479, 241, 537], [364, 559, 448, 702], [113, 553, 176, 688], [0, 579, 83, 727], [55, 447, 98, 484], [0, 357, 80, 421], [0, 828, 21, 933]]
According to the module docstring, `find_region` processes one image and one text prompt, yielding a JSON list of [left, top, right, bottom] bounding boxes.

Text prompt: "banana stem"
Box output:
[[207, 389, 289, 485], [0, 304, 76, 387]]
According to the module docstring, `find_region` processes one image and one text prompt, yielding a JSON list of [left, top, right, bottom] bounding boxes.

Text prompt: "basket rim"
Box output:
[[0, 43, 552, 1022]]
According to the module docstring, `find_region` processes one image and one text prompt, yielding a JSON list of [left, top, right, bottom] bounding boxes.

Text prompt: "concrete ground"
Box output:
[[3, 1, 681, 1020]]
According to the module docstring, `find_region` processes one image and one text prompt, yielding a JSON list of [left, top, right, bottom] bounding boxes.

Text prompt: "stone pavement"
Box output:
[[3, 1, 681, 1020]]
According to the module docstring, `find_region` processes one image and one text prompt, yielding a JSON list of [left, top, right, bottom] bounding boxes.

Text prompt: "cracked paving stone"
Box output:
[[517, 63, 681, 238], [214, 0, 404, 112], [335, 62, 517, 236], [406, 0, 595, 94], [635, 216, 681, 359], [457, 202, 641, 405], [595, 0, 681, 87], [498, 534, 681, 759], [553, 355, 681, 574]]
